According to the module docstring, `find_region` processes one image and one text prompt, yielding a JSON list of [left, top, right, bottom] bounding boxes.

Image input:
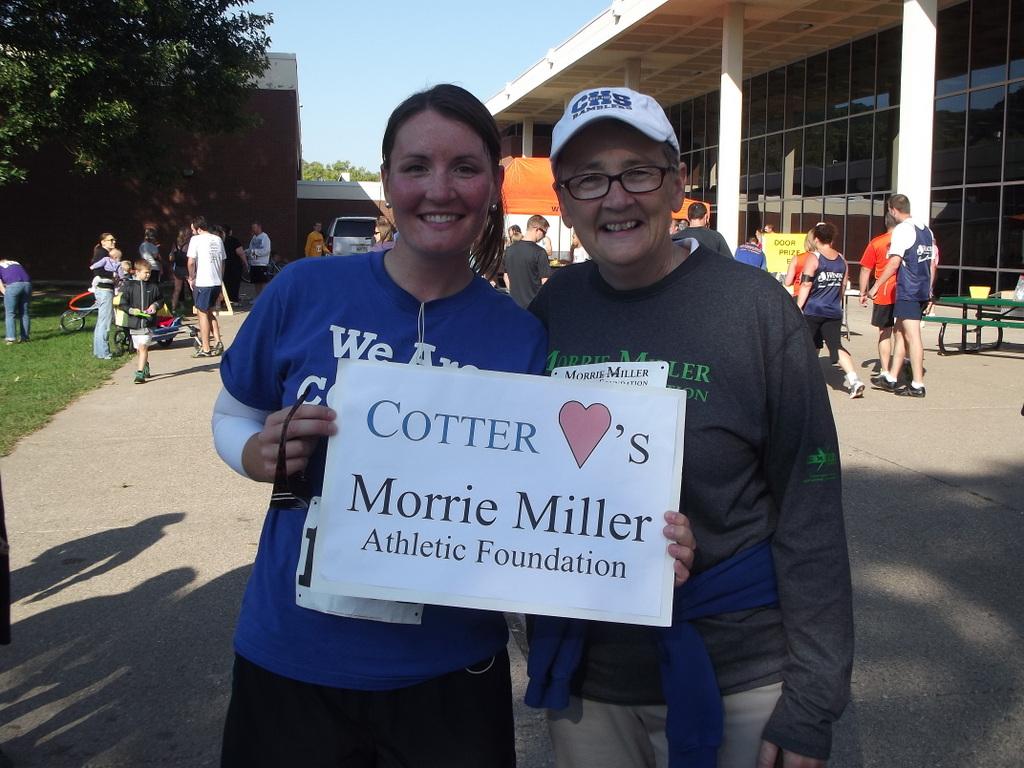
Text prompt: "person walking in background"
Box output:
[[783, 230, 816, 297], [89, 235, 120, 359], [858, 213, 898, 383], [222, 226, 246, 306], [506, 224, 523, 245], [119, 259, 162, 383], [503, 214, 551, 308], [0, 257, 32, 345], [869, 194, 937, 398], [675, 201, 733, 258], [187, 216, 225, 358], [91, 232, 116, 268], [246, 220, 272, 300], [371, 216, 396, 252], [734, 234, 767, 269], [138, 228, 163, 285], [303, 221, 326, 257], [168, 228, 191, 313], [797, 222, 865, 399], [567, 231, 588, 263]]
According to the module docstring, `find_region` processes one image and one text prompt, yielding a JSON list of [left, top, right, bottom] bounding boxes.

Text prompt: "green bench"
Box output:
[[923, 314, 1024, 354]]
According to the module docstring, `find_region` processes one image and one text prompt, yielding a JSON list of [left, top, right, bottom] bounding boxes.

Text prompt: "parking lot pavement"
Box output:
[[0, 300, 1021, 767]]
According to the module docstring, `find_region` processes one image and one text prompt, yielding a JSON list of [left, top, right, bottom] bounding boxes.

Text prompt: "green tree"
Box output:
[[302, 159, 380, 182], [0, 0, 272, 185]]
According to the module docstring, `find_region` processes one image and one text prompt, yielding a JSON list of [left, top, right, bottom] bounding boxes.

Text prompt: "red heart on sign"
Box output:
[[558, 401, 612, 468]]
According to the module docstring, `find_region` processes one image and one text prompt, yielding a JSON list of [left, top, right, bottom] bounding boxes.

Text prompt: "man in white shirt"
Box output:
[[187, 215, 227, 357], [246, 220, 272, 299]]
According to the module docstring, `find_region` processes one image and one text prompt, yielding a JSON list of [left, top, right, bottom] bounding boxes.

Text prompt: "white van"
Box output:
[[326, 216, 377, 256]]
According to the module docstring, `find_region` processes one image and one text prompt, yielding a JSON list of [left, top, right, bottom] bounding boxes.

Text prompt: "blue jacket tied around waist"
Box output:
[[525, 539, 778, 768]]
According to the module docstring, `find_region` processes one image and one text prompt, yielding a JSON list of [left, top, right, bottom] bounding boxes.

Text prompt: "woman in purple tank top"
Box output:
[[796, 222, 865, 399]]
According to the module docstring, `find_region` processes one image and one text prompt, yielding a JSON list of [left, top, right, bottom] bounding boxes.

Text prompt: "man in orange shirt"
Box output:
[[858, 213, 896, 384]]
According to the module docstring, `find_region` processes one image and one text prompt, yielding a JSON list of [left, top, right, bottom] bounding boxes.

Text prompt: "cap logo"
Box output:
[[571, 90, 632, 120]]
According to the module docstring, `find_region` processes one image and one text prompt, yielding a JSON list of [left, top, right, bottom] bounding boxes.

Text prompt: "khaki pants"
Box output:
[[547, 682, 783, 768]]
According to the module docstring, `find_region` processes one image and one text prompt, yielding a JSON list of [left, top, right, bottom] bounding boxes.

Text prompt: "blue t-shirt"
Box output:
[[734, 243, 766, 270], [220, 252, 547, 690], [803, 252, 846, 320]]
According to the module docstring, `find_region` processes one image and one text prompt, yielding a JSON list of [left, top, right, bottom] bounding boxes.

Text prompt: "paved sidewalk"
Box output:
[[0, 300, 1021, 767]]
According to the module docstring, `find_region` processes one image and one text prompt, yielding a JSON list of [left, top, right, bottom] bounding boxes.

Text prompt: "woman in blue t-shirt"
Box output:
[[796, 222, 865, 399], [212, 85, 546, 768]]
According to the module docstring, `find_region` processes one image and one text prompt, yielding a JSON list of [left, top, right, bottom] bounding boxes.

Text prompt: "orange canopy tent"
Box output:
[[501, 157, 561, 216], [500, 156, 707, 219]]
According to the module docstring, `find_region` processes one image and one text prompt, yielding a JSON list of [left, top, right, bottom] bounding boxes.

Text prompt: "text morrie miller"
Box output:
[[347, 473, 654, 542]]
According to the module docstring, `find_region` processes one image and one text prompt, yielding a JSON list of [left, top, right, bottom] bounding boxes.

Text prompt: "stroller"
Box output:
[[112, 304, 199, 356]]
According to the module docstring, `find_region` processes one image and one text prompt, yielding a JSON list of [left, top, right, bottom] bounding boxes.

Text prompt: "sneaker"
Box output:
[[142, 362, 151, 379], [213, 341, 224, 355], [896, 383, 926, 398], [134, 370, 146, 384], [193, 348, 213, 358], [873, 377, 899, 393], [869, 372, 888, 387], [848, 381, 866, 399]]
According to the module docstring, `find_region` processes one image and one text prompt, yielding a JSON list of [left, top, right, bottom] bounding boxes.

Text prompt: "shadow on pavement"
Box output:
[[832, 461, 1023, 768], [12, 514, 185, 604], [0, 564, 249, 767]]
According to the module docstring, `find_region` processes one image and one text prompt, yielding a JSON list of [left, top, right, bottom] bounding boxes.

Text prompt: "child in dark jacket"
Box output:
[[120, 260, 163, 383]]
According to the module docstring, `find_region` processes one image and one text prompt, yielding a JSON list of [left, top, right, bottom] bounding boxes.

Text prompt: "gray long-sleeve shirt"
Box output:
[[529, 248, 853, 759]]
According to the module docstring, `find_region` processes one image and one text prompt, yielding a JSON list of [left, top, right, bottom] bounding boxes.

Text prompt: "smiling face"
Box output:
[[555, 121, 686, 289], [381, 109, 501, 263]]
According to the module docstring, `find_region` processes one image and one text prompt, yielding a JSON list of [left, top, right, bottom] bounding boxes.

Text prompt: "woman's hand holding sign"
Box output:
[[664, 510, 695, 587]]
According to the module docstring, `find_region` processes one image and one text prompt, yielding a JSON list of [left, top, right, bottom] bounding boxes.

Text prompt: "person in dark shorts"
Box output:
[[797, 222, 865, 398], [858, 213, 897, 385], [221, 226, 246, 305], [868, 194, 937, 398], [168, 228, 191, 313], [186, 216, 225, 357]]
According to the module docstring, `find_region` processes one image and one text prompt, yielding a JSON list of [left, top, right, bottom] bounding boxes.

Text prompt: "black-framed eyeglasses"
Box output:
[[558, 165, 674, 201], [270, 383, 315, 510]]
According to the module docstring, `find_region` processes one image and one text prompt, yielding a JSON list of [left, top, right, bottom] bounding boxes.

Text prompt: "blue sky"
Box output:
[[244, 0, 608, 171]]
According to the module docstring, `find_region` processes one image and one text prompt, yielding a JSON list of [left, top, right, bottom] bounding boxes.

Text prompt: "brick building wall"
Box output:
[[0, 88, 299, 282]]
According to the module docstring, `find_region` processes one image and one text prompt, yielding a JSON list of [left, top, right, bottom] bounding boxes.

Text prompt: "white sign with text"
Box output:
[[306, 359, 686, 626]]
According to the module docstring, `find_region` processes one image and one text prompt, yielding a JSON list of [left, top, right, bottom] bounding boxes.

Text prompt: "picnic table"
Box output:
[[925, 295, 1024, 354]]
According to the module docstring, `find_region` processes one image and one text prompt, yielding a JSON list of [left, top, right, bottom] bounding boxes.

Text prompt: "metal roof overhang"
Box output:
[[487, 0, 962, 127]]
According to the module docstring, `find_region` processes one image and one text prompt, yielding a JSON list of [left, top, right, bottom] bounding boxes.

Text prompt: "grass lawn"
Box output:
[[0, 289, 124, 456]]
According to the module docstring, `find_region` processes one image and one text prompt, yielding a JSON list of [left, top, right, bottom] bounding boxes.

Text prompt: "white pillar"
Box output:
[[624, 58, 642, 89], [522, 118, 534, 158], [717, 3, 744, 250], [896, 0, 937, 218]]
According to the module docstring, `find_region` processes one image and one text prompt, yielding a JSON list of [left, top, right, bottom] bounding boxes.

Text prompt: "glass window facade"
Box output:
[[669, 0, 1024, 295]]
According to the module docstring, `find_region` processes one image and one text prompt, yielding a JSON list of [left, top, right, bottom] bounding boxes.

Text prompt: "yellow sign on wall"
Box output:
[[762, 233, 806, 274]]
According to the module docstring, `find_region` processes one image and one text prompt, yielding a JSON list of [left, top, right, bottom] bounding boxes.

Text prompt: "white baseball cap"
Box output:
[[550, 87, 679, 164]]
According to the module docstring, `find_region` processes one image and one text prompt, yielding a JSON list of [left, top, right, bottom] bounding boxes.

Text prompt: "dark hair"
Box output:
[[144, 227, 158, 241], [192, 215, 208, 231], [211, 224, 225, 238], [687, 202, 708, 220], [887, 194, 911, 214], [812, 221, 837, 245], [381, 84, 504, 278]]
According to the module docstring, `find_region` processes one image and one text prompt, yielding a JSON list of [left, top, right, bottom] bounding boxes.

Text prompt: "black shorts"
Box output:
[[221, 650, 516, 768], [804, 315, 846, 364], [249, 265, 269, 284], [871, 302, 895, 329]]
